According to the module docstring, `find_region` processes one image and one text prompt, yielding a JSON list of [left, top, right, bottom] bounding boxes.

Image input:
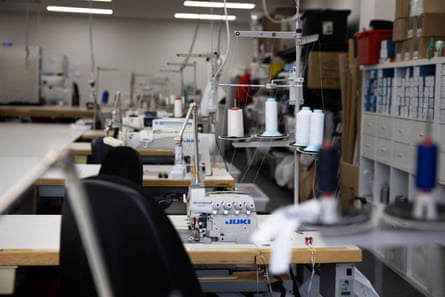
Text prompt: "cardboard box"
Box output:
[[411, 0, 445, 16], [403, 39, 412, 61], [395, 0, 410, 18], [407, 17, 416, 38], [307, 51, 343, 89], [299, 162, 315, 203], [339, 160, 359, 209], [415, 14, 445, 37], [411, 36, 445, 59], [395, 41, 406, 61], [393, 18, 409, 41]]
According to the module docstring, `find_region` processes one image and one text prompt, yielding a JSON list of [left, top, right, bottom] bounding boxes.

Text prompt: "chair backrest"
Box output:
[[88, 137, 113, 164], [98, 146, 143, 185], [98, 146, 171, 210], [59, 175, 202, 297]]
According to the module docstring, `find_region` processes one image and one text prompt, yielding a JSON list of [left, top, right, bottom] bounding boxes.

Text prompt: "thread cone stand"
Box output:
[[381, 138, 445, 231], [254, 132, 288, 141], [218, 135, 252, 141], [300, 202, 377, 236], [382, 201, 445, 231]]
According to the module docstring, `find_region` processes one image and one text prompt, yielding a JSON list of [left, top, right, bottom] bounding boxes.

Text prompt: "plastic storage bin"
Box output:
[[355, 29, 393, 65]]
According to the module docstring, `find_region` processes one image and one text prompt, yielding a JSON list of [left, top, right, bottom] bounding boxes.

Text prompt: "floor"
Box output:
[[224, 147, 427, 297]]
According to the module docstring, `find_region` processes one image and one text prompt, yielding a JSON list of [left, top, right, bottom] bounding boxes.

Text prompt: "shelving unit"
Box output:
[[359, 57, 445, 297]]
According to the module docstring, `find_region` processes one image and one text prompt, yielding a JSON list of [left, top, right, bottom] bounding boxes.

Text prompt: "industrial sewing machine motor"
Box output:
[[187, 186, 258, 243]]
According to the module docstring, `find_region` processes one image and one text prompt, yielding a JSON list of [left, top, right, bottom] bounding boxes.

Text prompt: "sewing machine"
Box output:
[[187, 186, 258, 244], [119, 127, 215, 176], [116, 115, 215, 175]]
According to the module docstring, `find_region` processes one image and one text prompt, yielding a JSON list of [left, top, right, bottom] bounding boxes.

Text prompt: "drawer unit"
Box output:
[[393, 118, 411, 144], [362, 113, 376, 136], [439, 124, 445, 153], [375, 116, 393, 140], [362, 134, 375, 159], [440, 153, 445, 183], [392, 142, 412, 171], [375, 138, 391, 163], [411, 121, 428, 144]]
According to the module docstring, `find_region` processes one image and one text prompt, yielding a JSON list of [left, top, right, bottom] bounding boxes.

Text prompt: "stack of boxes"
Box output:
[[364, 65, 435, 120], [393, 65, 435, 120], [393, 0, 445, 61], [302, 9, 351, 111], [364, 69, 394, 114]]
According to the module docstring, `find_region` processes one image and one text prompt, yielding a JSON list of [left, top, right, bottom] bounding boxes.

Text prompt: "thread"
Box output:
[[227, 107, 244, 137], [262, 98, 281, 137], [306, 109, 324, 152], [318, 141, 338, 193], [416, 138, 438, 191], [174, 97, 183, 118], [288, 70, 297, 105], [295, 106, 312, 146]]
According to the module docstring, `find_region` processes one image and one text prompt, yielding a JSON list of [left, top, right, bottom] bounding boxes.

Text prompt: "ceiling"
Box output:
[[0, 0, 296, 24]]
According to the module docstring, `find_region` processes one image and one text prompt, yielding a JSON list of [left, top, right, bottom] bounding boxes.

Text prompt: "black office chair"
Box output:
[[88, 136, 114, 164], [59, 175, 203, 297], [97, 146, 171, 209], [98, 146, 143, 185]]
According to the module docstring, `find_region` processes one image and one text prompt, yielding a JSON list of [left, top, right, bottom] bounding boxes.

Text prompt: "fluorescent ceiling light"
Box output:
[[184, 1, 255, 9], [46, 6, 113, 15], [80, 0, 112, 2], [175, 13, 236, 21]]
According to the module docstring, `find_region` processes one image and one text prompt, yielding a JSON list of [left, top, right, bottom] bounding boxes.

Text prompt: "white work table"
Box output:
[[0, 123, 86, 158], [0, 123, 86, 212]]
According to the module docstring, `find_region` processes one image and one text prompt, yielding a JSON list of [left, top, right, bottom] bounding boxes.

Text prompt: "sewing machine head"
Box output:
[[187, 186, 258, 243]]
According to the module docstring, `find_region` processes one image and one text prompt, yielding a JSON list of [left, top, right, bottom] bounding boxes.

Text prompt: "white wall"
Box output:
[[0, 0, 397, 106], [0, 12, 252, 106], [359, 0, 396, 30]]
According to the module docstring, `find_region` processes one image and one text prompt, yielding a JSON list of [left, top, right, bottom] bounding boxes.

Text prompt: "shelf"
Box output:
[[361, 56, 445, 70]]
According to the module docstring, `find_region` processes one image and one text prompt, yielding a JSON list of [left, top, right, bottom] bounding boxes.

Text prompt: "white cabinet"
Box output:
[[359, 57, 445, 297], [360, 57, 445, 204]]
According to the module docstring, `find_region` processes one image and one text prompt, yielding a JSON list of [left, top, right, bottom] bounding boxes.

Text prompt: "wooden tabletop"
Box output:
[[0, 215, 362, 266], [36, 164, 236, 188], [0, 105, 95, 119], [77, 129, 107, 141], [66, 141, 175, 157]]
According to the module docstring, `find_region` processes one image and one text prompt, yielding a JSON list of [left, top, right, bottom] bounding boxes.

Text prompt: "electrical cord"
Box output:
[[213, 0, 230, 80], [262, 0, 299, 24], [316, 40, 326, 111], [88, 2, 95, 76], [24, 0, 31, 70], [288, 264, 302, 297], [306, 244, 317, 297], [258, 254, 274, 296], [180, 16, 200, 71], [251, 148, 269, 184]]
